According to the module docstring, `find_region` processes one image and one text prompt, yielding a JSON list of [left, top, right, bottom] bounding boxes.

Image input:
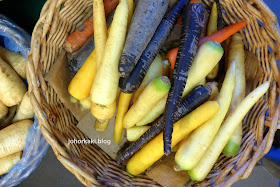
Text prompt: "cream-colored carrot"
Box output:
[[0, 57, 27, 107], [93, 0, 108, 68], [0, 120, 33, 158], [0, 46, 26, 79], [0, 100, 8, 121], [91, 0, 128, 106], [12, 92, 34, 123], [0, 151, 22, 175]]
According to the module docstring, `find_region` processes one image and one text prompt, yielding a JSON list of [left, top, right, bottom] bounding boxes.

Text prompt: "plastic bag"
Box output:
[[0, 14, 49, 187]]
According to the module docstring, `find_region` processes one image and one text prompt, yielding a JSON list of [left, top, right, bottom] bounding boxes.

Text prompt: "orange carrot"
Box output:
[[198, 21, 247, 47], [190, 0, 198, 3], [166, 47, 178, 70], [104, 0, 119, 17], [168, 21, 247, 64], [64, 0, 119, 53]]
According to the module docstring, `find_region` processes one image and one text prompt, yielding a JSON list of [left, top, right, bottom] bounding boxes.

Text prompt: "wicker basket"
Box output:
[[26, 0, 280, 186]]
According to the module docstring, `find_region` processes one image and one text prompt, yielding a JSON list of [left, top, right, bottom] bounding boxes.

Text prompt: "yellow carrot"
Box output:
[[91, 100, 116, 121], [94, 119, 110, 132], [114, 92, 132, 143], [93, 0, 108, 68], [79, 96, 91, 109], [136, 94, 167, 126], [91, 0, 128, 106], [206, 2, 219, 79], [133, 54, 163, 103], [68, 50, 97, 100], [127, 126, 151, 142], [111, 0, 134, 141], [123, 76, 171, 129], [127, 0, 135, 28], [207, 2, 218, 36], [126, 101, 220, 175]]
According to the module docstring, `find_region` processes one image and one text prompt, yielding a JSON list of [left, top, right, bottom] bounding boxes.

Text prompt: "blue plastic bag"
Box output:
[[0, 14, 49, 187]]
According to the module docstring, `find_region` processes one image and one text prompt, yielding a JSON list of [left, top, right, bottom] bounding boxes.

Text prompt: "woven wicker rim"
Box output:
[[26, 0, 280, 186]]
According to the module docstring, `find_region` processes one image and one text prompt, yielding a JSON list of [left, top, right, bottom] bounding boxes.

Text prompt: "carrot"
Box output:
[[223, 33, 246, 156], [127, 126, 151, 142], [112, 0, 134, 141], [166, 47, 178, 70], [114, 92, 132, 143], [0, 106, 17, 130], [91, 0, 128, 106], [164, 1, 205, 154], [93, 0, 108, 69], [94, 119, 110, 132], [126, 0, 135, 28], [0, 57, 27, 107], [176, 16, 182, 24], [123, 76, 171, 129], [79, 97, 91, 109], [0, 46, 26, 79], [63, 0, 119, 53], [161, 60, 171, 78], [0, 151, 22, 175], [68, 50, 97, 100], [0, 100, 8, 121], [176, 0, 197, 25], [70, 96, 78, 103], [118, 0, 169, 77], [0, 120, 33, 158], [131, 54, 163, 103], [12, 92, 34, 123], [91, 100, 116, 121], [136, 95, 167, 126], [198, 21, 247, 48], [206, 2, 218, 36], [206, 2, 219, 79]]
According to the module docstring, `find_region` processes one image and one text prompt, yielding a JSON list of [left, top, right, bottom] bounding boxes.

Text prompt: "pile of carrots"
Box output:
[[66, 0, 270, 182]]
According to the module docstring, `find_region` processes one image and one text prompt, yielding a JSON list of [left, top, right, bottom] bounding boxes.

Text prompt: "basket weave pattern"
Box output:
[[26, 0, 280, 186]]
